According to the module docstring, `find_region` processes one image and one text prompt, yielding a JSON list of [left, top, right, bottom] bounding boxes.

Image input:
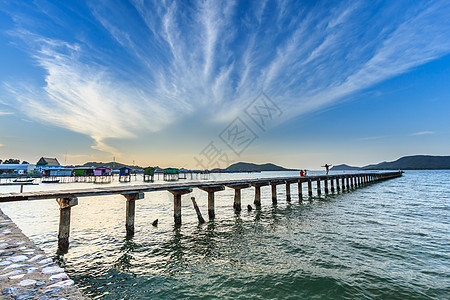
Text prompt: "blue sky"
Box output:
[[0, 0, 449, 169]]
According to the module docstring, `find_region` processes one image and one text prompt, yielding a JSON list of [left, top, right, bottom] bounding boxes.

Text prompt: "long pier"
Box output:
[[0, 171, 402, 253]]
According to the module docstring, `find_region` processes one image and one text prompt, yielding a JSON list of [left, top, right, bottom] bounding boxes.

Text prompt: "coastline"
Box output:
[[0, 209, 88, 299]]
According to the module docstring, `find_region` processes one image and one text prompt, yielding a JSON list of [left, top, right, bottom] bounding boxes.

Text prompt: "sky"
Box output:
[[0, 0, 449, 170]]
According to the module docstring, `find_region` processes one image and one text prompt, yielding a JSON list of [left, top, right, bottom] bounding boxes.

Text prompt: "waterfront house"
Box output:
[[44, 168, 72, 177], [94, 167, 111, 176], [73, 167, 95, 176], [164, 168, 179, 181], [0, 164, 35, 175], [36, 157, 60, 173], [119, 167, 131, 176]]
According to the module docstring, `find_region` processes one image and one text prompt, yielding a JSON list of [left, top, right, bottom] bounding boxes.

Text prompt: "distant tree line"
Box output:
[[0, 159, 29, 164]]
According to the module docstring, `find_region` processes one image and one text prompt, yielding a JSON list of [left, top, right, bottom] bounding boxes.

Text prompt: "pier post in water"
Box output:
[[350, 176, 354, 189], [122, 192, 144, 236], [336, 177, 340, 191], [298, 180, 303, 200], [270, 181, 284, 204], [346, 177, 350, 191], [227, 184, 251, 212], [308, 180, 313, 196], [252, 182, 269, 207], [324, 178, 329, 194], [199, 185, 225, 219], [285, 181, 295, 202], [330, 177, 335, 193], [286, 182, 291, 201], [169, 188, 192, 225], [191, 197, 205, 224], [317, 179, 321, 196], [342, 177, 346, 190], [56, 196, 78, 253], [271, 184, 277, 204]]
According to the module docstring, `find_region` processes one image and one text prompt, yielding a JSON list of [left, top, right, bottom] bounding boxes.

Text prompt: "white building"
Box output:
[[0, 164, 36, 175]]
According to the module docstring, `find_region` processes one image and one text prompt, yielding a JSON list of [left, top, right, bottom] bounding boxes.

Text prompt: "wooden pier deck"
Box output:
[[0, 171, 402, 253]]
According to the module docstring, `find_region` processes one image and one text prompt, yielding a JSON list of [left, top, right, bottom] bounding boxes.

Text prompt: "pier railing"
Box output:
[[0, 171, 402, 253]]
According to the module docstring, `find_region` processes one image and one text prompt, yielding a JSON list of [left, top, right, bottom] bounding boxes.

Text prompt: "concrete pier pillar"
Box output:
[[308, 180, 312, 196], [251, 182, 268, 207], [199, 186, 225, 219], [336, 177, 340, 191], [346, 177, 350, 190], [169, 189, 192, 225], [123, 192, 144, 236], [350, 176, 354, 189], [255, 185, 261, 206], [317, 179, 321, 196], [285, 182, 291, 202], [227, 184, 251, 212], [330, 177, 335, 193], [271, 184, 277, 204], [324, 178, 329, 194], [234, 189, 242, 211], [342, 177, 346, 190], [298, 181, 303, 200], [56, 197, 78, 253]]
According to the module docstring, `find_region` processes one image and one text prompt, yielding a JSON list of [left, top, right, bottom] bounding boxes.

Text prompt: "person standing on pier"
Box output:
[[322, 164, 332, 175]]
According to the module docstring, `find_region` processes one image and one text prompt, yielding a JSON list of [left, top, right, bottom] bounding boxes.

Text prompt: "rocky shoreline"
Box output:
[[0, 209, 88, 299]]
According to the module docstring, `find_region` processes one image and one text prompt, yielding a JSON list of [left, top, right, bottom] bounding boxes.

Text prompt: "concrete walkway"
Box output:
[[0, 209, 87, 299]]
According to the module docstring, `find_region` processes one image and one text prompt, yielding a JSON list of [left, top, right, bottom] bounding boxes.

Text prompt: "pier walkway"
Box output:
[[0, 171, 402, 253]]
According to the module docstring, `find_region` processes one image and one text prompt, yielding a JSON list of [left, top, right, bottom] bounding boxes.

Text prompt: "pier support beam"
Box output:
[[227, 184, 251, 212], [122, 192, 144, 236], [270, 181, 284, 204], [199, 186, 225, 219], [56, 196, 78, 254], [285, 182, 291, 202], [298, 181, 303, 200], [342, 177, 346, 190], [317, 179, 321, 196], [330, 178, 335, 193], [169, 189, 192, 225], [308, 180, 312, 196], [346, 177, 350, 191], [252, 182, 269, 207], [271, 184, 277, 204], [324, 178, 329, 194]]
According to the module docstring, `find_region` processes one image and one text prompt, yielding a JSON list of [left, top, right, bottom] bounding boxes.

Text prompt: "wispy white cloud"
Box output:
[[1, 0, 449, 155], [411, 131, 435, 136]]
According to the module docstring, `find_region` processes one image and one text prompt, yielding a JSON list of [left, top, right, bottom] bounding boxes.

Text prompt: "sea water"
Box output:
[[1, 170, 449, 299]]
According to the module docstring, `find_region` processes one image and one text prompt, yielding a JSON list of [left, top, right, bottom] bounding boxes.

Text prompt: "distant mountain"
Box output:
[[227, 162, 296, 172], [80, 162, 142, 169], [331, 164, 361, 171], [362, 155, 450, 170]]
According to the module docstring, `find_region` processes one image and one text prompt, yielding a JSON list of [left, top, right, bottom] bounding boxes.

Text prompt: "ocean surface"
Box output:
[[1, 170, 449, 299]]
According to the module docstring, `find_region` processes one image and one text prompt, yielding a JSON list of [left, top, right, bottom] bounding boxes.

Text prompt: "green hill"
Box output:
[[81, 161, 142, 169], [227, 162, 296, 172], [330, 164, 361, 171], [362, 155, 450, 170]]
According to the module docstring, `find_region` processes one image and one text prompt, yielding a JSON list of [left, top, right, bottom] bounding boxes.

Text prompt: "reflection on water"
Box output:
[[1, 171, 449, 299]]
